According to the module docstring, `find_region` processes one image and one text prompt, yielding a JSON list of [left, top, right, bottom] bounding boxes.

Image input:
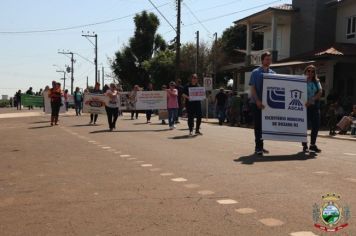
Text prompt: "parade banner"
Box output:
[[188, 87, 206, 101], [262, 74, 307, 142], [43, 91, 66, 114], [67, 95, 74, 107], [83, 94, 108, 114], [135, 91, 167, 110], [22, 94, 44, 107], [119, 92, 131, 111]]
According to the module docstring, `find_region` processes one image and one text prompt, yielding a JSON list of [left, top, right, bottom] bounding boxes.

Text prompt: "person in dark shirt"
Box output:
[[89, 82, 102, 125], [182, 74, 203, 136], [215, 88, 227, 125], [15, 90, 22, 110], [145, 83, 154, 123], [26, 87, 34, 110]]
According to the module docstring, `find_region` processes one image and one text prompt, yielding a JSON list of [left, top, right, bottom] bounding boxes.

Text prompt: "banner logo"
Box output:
[[288, 89, 304, 111], [267, 87, 285, 109], [313, 193, 350, 232]]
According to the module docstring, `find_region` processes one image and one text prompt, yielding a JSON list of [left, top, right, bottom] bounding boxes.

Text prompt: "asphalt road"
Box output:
[[1, 111, 355, 236]]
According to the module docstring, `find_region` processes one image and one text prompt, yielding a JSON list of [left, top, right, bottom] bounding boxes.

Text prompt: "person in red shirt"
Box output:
[[48, 82, 63, 126]]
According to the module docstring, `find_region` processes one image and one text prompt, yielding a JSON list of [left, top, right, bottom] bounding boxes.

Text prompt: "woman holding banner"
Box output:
[[48, 82, 63, 126], [302, 65, 322, 153], [104, 83, 119, 131]]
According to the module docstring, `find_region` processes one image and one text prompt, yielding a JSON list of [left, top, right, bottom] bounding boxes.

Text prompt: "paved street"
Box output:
[[1, 110, 356, 236]]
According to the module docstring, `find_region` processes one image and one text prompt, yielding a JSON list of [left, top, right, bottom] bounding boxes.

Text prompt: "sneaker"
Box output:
[[189, 131, 194, 136], [303, 145, 309, 153], [255, 149, 263, 155], [262, 148, 269, 154], [309, 145, 321, 153], [195, 131, 203, 135], [169, 126, 174, 130]]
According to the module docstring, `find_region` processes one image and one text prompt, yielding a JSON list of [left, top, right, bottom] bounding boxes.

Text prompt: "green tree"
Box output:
[[112, 11, 166, 89]]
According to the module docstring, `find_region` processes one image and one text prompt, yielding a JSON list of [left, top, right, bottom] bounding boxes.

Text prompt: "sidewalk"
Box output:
[[197, 118, 356, 142]]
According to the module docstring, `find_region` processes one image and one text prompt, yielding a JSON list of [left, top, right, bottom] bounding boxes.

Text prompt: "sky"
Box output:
[[0, 0, 291, 96]]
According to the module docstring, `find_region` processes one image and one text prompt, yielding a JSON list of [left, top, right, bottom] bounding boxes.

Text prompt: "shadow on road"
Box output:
[[28, 125, 53, 129], [90, 129, 170, 134], [71, 124, 101, 127], [234, 152, 317, 165], [169, 135, 198, 139], [30, 121, 49, 124]]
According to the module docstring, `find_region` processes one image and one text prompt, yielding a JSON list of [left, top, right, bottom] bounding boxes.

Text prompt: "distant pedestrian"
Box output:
[[160, 85, 167, 125], [49, 82, 63, 126], [130, 85, 139, 120], [182, 74, 203, 136], [215, 88, 227, 125], [249, 52, 275, 155], [64, 89, 69, 111], [302, 65, 322, 153], [104, 83, 119, 131], [26, 87, 34, 110], [145, 83, 154, 123], [167, 81, 179, 130], [89, 82, 102, 125], [175, 79, 184, 124], [74, 87, 83, 116], [15, 90, 22, 110]]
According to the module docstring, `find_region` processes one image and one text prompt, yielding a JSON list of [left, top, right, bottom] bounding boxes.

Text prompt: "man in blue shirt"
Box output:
[[249, 52, 275, 155]]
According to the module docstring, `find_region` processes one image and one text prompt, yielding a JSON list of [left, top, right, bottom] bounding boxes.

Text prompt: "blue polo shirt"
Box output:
[[249, 67, 275, 103]]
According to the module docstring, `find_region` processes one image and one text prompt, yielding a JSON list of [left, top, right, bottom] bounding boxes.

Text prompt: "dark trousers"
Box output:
[[51, 102, 61, 117], [216, 105, 226, 124], [176, 104, 183, 122], [146, 110, 153, 121], [75, 101, 82, 115], [90, 114, 98, 123], [252, 104, 263, 150], [302, 106, 320, 146], [187, 104, 202, 132], [105, 107, 119, 129], [131, 111, 138, 119]]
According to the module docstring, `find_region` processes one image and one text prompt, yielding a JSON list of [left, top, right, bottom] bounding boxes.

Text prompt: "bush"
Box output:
[[0, 100, 10, 107]]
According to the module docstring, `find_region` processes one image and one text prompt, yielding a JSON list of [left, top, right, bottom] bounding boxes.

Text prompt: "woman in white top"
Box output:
[[104, 83, 120, 131]]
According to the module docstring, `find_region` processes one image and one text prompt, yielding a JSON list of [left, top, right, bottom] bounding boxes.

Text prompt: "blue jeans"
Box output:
[[216, 105, 226, 124], [168, 108, 178, 127]]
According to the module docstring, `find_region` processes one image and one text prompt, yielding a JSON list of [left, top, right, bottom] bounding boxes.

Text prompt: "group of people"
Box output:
[[213, 89, 242, 126], [13, 87, 43, 110]]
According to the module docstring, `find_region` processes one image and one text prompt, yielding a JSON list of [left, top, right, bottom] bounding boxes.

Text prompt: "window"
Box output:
[[346, 16, 356, 39]]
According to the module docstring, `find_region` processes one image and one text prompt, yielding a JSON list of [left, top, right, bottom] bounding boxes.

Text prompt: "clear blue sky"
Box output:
[[0, 0, 291, 96]]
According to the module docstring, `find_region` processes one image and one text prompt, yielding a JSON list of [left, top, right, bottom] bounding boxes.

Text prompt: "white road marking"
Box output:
[[184, 184, 200, 189], [101, 147, 111, 149], [344, 153, 356, 156], [235, 208, 257, 214], [259, 218, 284, 227], [313, 171, 331, 175], [107, 149, 116, 152], [141, 164, 153, 167], [290, 231, 319, 236], [88, 141, 96, 143], [345, 178, 356, 183], [149, 168, 161, 172], [216, 199, 238, 205], [93, 192, 99, 196], [160, 173, 174, 176], [127, 158, 136, 160], [171, 178, 187, 182], [120, 154, 131, 158], [197, 190, 215, 195]]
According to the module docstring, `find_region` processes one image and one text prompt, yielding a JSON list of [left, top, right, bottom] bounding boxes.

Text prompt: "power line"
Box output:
[[0, 2, 171, 34], [147, 0, 176, 32], [183, 2, 211, 36]]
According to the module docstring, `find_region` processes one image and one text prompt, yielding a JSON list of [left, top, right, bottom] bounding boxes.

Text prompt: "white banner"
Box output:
[[135, 91, 167, 110], [262, 74, 307, 142], [43, 91, 66, 114], [188, 87, 206, 101], [119, 92, 131, 111], [83, 94, 109, 114]]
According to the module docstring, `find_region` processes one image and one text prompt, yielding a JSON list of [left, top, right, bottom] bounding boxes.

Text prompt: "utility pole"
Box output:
[[213, 32, 218, 87], [175, 0, 181, 80], [82, 32, 98, 84], [98, 70, 101, 89], [56, 70, 66, 90], [58, 51, 75, 94], [102, 66, 104, 87], [86, 76, 89, 89], [195, 30, 199, 75]]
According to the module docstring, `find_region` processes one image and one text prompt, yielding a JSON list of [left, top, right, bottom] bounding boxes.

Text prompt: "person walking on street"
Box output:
[[182, 74, 203, 136], [48, 82, 63, 126], [89, 82, 102, 125], [64, 89, 69, 111], [15, 90, 22, 110], [130, 85, 139, 120], [249, 52, 275, 155], [215, 88, 227, 125], [302, 65, 322, 153], [167, 81, 179, 130], [74, 87, 83, 116], [104, 83, 119, 131], [26, 87, 34, 110], [145, 83, 154, 123]]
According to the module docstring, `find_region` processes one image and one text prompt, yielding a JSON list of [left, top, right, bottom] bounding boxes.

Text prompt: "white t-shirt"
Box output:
[[105, 90, 119, 108]]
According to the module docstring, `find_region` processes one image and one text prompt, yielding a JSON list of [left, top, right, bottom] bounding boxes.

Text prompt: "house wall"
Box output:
[[336, 1, 356, 44], [262, 24, 291, 60]]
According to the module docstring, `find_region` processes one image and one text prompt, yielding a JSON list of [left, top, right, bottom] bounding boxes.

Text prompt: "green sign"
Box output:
[[22, 94, 44, 107]]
